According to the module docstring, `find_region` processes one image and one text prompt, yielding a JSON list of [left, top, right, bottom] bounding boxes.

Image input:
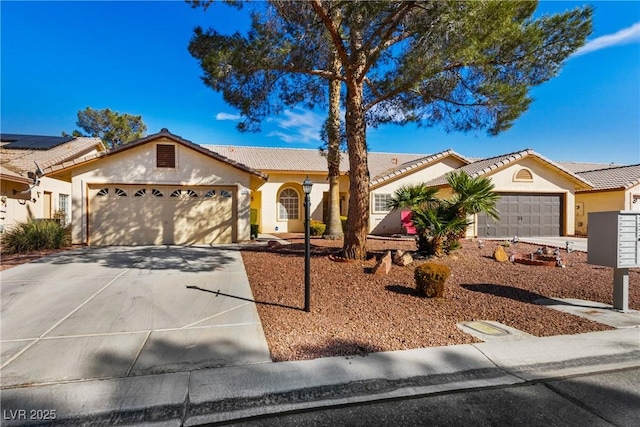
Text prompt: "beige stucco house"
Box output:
[[45, 129, 267, 245], [0, 134, 104, 232], [572, 164, 640, 235]]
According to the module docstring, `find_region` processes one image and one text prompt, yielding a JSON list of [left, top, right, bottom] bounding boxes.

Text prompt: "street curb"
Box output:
[[1, 329, 638, 426]]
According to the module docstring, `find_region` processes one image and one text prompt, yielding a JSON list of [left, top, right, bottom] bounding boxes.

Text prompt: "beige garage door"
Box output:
[[88, 185, 235, 245]]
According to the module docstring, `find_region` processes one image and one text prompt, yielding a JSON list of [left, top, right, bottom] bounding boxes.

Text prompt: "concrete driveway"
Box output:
[[0, 246, 271, 389]]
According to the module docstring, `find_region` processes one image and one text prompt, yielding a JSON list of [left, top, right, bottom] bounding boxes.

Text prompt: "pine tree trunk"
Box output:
[[323, 46, 343, 240], [342, 78, 369, 260]]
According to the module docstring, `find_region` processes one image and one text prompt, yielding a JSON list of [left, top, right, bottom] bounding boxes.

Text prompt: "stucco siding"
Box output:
[[255, 172, 341, 233], [575, 185, 640, 235], [1, 177, 73, 231]]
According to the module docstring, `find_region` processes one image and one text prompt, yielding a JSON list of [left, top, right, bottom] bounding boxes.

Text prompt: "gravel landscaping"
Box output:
[[242, 235, 639, 362]]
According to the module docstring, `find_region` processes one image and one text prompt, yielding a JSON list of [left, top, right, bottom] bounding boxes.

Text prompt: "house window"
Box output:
[[373, 193, 392, 213], [278, 188, 299, 220], [514, 168, 533, 182], [59, 194, 70, 225], [157, 144, 176, 168]]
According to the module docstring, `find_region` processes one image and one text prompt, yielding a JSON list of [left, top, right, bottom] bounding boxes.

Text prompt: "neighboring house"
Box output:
[[0, 134, 104, 231], [573, 164, 640, 235], [44, 129, 267, 245], [424, 149, 593, 238]]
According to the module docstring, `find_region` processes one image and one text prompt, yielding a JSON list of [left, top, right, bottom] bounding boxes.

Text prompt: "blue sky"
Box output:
[[1, 1, 639, 164]]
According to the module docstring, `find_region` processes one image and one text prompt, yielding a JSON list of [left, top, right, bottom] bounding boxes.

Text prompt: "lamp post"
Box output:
[[302, 177, 313, 312]]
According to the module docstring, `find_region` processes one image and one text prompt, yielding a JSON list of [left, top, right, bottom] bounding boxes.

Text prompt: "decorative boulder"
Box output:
[[393, 250, 413, 266], [373, 250, 392, 275], [493, 246, 508, 262]]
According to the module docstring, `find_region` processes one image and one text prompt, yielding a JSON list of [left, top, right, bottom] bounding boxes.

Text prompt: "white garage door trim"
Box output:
[[477, 193, 563, 238], [87, 184, 236, 246]]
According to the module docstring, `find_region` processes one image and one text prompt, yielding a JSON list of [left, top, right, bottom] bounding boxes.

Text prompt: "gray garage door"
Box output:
[[477, 194, 562, 238]]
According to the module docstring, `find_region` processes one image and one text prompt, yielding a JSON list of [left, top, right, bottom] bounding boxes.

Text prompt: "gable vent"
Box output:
[[157, 144, 176, 168], [514, 168, 533, 181]]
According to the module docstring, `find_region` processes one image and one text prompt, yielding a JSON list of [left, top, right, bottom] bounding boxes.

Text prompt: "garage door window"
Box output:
[[205, 190, 216, 198], [134, 189, 147, 197], [170, 190, 182, 197], [96, 188, 109, 197], [186, 190, 198, 198], [114, 188, 127, 197], [152, 189, 164, 197], [278, 188, 299, 220]]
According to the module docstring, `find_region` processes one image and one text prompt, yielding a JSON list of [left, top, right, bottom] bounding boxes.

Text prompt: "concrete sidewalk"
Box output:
[[2, 328, 638, 426]]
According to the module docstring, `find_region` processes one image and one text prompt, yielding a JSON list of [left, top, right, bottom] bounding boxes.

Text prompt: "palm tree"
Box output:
[[387, 184, 439, 211], [411, 201, 471, 256], [446, 170, 500, 220]]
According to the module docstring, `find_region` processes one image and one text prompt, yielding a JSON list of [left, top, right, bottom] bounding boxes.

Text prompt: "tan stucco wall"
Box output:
[[255, 172, 348, 233], [68, 138, 254, 244], [1, 177, 72, 231], [575, 184, 640, 235], [369, 156, 466, 234]]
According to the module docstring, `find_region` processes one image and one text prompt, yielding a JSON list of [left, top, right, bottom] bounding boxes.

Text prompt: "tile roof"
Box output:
[[369, 149, 469, 186], [424, 148, 593, 189], [556, 161, 625, 173], [44, 129, 269, 180], [576, 164, 640, 191], [201, 144, 426, 179], [1, 136, 103, 181]]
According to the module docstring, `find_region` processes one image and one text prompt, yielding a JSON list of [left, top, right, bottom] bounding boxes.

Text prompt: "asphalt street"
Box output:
[[229, 367, 640, 427]]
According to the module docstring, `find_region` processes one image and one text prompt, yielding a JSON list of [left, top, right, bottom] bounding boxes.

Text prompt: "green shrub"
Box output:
[[1, 219, 71, 254], [250, 224, 259, 240], [340, 216, 348, 232], [309, 220, 326, 236], [414, 262, 451, 298]]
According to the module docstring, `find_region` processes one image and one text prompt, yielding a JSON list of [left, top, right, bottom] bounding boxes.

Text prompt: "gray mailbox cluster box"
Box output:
[[588, 211, 640, 268], [587, 211, 639, 312]]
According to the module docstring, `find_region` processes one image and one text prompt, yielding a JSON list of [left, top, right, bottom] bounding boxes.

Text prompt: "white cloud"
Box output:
[[216, 112, 242, 121], [267, 108, 324, 144], [573, 22, 640, 57]]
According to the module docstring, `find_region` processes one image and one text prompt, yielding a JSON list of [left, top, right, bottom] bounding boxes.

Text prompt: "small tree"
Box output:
[[72, 107, 147, 149]]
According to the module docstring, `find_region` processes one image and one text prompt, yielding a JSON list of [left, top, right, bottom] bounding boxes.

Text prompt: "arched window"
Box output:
[[278, 188, 299, 220], [513, 168, 533, 182]]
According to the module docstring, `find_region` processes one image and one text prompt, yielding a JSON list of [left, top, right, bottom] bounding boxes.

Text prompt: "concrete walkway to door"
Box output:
[[0, 245, 272, 389]]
